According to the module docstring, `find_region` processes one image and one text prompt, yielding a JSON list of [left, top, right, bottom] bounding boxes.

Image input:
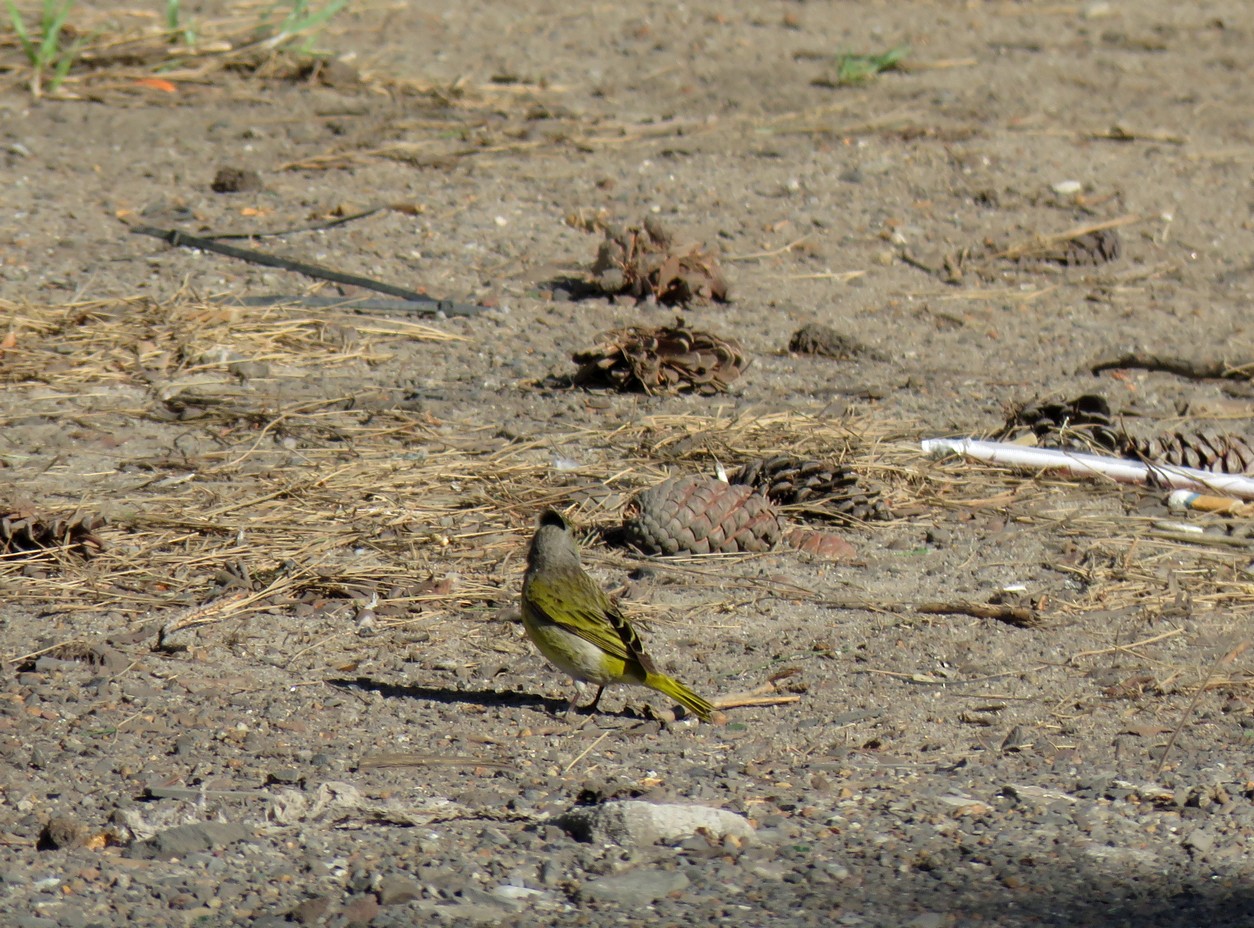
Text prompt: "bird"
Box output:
[[521, 509, 715, 722]]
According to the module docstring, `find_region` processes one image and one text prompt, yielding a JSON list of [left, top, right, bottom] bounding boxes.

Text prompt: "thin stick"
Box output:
[[129, 224, 486, 317], [995, 214, 1141, 260], [711, 693, 802, 709], [1068, 629, 1185, 662], [562, 730, 611, 775], [724, 238, 814, 262], [358, 753, 513, 770]]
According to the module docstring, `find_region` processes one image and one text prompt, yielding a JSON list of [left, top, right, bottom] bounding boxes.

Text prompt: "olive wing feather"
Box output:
[[525, 570, 657, 673]]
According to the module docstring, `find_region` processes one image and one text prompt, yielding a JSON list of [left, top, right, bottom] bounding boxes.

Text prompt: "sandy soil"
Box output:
[[2, 1, 1254, 925]]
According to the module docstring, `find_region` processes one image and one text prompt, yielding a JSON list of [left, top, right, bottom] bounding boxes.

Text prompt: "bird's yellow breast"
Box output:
[[521, 604, 635, 686]]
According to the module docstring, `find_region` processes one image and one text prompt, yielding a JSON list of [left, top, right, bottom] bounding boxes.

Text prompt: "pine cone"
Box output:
[[621, 475, 781, 555], [590, 219, 729, 305], [785, 527, 858, 561], [732, 455, 890, 522], [997, 394, 1122, 453], [1, 510, 105, 557], [1125, 428, 1254, 475], [572, 322, 749, 395], [1055, 229, 1122, 267]]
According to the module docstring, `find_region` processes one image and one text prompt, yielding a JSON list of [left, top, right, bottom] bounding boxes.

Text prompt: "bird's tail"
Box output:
[[644, 673, 715, 722]]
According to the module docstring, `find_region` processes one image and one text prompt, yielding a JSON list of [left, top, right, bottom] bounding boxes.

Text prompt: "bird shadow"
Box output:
[[539, 274, 616, 303], [328, 676, 652, 722]]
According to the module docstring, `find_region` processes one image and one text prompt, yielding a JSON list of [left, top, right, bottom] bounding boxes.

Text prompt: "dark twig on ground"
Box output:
[[129, 224, 487, 317], [1089, 351, 1254, 381]]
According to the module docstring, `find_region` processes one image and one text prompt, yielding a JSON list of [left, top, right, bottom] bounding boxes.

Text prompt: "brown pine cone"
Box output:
[[621, 475, 781, 555], [572, 322, 749, 395], [1, 510, 105, 556], [732, 455, 890, 522], [590, 219, 729, 305], [1125, 427, 1254, 475]]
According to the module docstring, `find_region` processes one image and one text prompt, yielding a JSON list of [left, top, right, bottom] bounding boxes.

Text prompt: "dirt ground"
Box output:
[[3, 1, 1254, 925]]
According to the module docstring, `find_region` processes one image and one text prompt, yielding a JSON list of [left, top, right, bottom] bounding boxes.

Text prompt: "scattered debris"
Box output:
[[1167, 491, 1253, 516], [996, 217, 1135, 265], [997, 393, 1122, 453], [814, 45, 909, 87], [785, 527, 858, 561], [572, 321, 748, 395], [590, 218, 729, 305]]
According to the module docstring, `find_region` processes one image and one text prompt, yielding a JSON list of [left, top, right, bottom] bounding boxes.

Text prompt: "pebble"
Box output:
[[377, 874, 422, 906], [555, 801, 755, 847], [579, 869, 690, 905], [1183, 827, 1217, 854]]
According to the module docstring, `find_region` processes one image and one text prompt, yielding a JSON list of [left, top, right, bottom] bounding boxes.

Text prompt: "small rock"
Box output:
[[579, 869, 689, 905], [1183, 827, 1217, 855], [554, 800, 755, 847], [377, 875, 422, 906], [1002, 784, 1078, 806], [492, 884, 547, 904], [38, 816, 89, 850], [210, 167, 263, 193]]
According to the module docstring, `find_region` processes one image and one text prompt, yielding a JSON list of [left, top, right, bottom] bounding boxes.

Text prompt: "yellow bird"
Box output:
[[521, 509, 714, 722]]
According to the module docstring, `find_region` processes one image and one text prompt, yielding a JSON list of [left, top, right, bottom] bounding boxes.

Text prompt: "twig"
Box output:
[[995, 214, 1141, 260], [711, 693, 802, 709], [1089, 351, 1253, 381], [358, 752, 513, 770], [128, 224, 487, 317], [915, 600, 1043, 628], [562, 731, 611, 775], [204, 207, 385, 240], [1068, 629, 1185, 663], [1147, 530, 1254, 550], [724, 238, 814, 262], [144, 786, 273, 800]]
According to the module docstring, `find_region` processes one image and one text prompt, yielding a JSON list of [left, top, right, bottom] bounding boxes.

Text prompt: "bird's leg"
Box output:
[[586, 685, 606, 713]]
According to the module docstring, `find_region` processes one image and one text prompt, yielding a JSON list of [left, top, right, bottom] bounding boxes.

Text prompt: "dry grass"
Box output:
[[1, 288, 1253, 698]]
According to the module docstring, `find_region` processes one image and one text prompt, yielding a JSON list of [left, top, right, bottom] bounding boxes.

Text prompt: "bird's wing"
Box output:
[[528, 573, 658, 673]]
